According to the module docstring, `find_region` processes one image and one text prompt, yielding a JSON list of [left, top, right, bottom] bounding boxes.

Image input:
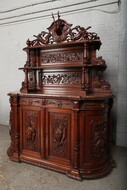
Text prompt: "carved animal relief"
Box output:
[[52, 115, 67, 154], [90, 120, 107, 159], [24, 112, 38, 149]]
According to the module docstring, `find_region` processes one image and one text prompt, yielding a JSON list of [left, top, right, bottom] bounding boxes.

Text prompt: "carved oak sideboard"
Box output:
[[7, 13, 115, 180]]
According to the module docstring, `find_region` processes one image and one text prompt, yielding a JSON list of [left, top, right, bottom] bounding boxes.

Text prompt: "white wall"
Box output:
[[0, 0, 126, 147]]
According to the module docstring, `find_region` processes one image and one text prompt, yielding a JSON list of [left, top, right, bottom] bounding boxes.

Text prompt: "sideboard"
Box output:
[[7, 12, 115, 180]]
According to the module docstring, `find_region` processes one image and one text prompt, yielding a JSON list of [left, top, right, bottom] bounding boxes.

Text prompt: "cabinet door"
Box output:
[[20, 106, 44, 159], [46, 108, 71, 166]]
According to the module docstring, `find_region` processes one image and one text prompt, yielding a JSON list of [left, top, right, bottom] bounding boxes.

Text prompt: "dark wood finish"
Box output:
[[7, 13, 115, 180]]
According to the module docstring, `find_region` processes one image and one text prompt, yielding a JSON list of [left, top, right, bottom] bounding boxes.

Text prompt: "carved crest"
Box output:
[[26, 12, 100, 46]]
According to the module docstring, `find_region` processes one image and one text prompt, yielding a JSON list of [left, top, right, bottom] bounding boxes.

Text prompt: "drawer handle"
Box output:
[[57, 101, 62, 108]]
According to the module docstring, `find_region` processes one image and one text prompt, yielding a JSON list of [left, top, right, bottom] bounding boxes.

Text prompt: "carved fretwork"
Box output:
[[52, 115, 67, 154], [41, 73, 81, 85], [90, 120, 107, 159], [24, 112, 38, 149], [41, 52, 82, 64]]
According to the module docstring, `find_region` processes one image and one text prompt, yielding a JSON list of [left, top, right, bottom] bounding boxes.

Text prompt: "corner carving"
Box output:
[[93, 78, 111, 90]]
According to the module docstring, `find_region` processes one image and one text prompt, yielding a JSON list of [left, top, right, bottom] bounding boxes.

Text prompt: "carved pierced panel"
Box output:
[[41, 51, 83, 64], [40, 73, 81, 85], [90, 120, 108, 159]]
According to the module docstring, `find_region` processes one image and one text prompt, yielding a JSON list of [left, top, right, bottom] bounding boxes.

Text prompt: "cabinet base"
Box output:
[[7, 152, 115, 181]]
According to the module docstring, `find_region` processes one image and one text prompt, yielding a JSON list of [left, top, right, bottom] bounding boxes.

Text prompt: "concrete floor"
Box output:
[[0, 125, 127, 190]]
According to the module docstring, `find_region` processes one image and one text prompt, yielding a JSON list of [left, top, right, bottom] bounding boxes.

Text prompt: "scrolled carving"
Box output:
[[93, 78, 111, 90], [90, 120, 107, 159], [91, 56, 106, 66], [68, 25, 99, 42], [52, 115, 67, 154]]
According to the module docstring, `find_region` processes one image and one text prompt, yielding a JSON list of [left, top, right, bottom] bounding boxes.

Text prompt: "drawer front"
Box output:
[[20, 98, 42, 106], [46, 99, 72, 109]]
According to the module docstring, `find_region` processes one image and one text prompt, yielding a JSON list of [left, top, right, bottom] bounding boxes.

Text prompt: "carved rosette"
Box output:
[[25, 112, 38, 149], [52, 115, 67, 154], [90, 120, 107, 159]]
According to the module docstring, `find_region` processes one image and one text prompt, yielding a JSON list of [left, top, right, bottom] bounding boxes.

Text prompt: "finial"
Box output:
[[26, 39, 31, 46], [52, 13, 55, 23], [58, 11, 60, 20]]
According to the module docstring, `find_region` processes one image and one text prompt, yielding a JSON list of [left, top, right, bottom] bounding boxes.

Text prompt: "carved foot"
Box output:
[[110, 158, 117, 168], [67, 170, 82, 181], [7, 147, 20, 163]]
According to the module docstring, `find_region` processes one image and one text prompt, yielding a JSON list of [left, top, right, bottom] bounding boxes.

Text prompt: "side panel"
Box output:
[[80, 101, 110, 169]]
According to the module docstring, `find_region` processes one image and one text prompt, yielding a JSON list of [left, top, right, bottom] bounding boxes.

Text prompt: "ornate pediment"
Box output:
[[26, 12, 100, 47]]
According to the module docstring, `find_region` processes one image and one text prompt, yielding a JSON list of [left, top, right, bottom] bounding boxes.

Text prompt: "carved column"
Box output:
[[20, 69, 28, 93], [84, 67, 91, 95], [25, 49, 30, 67], [81, 66, 85, 91], [83, 42, 89, 64], [67, 101, 81, 181], [7, 94, 20, 162]]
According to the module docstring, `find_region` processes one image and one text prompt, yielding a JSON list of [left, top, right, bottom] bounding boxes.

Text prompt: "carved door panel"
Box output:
[[20, 106, 44, 159], [46, 108, 71, 166], [80, 110, 108, 167]]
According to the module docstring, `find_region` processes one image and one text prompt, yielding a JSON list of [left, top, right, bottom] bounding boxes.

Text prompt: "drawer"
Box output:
[[46, 99, 72, 109], [20, 98, 42, 106]]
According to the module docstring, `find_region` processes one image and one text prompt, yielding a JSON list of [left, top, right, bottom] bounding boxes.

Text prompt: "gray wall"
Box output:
[[116, 0, 127, 146], [0, 0, 126, 147]]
